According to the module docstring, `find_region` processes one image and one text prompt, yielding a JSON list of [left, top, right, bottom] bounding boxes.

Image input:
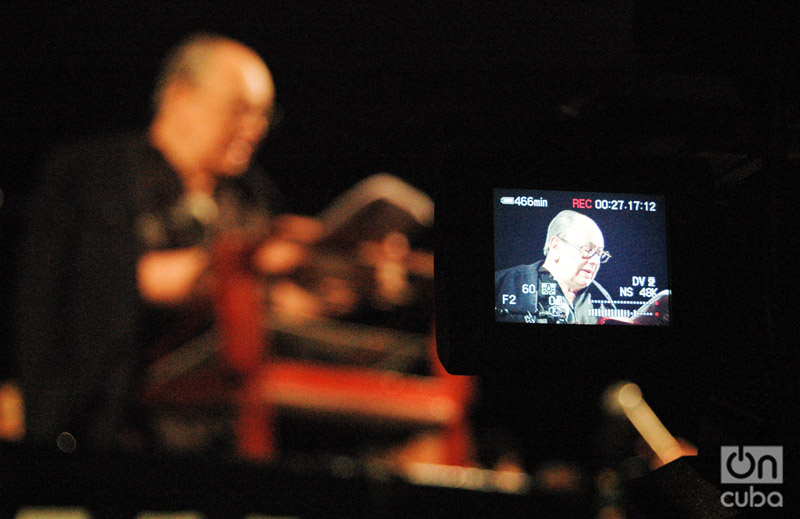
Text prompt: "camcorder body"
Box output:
[[434, 155, 713, 379]]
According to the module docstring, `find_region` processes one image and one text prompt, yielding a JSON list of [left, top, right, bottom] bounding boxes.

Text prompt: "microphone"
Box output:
[[592, 280, 618, 310]]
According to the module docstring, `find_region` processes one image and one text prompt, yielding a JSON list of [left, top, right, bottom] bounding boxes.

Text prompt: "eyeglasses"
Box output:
[[558, 236, 611, 263]]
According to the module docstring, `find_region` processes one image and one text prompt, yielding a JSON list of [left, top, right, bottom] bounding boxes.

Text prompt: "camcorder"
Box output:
[[434, 155, 713, 377]]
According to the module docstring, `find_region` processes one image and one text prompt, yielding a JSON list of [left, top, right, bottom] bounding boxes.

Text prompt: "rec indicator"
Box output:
[[572, 198, 657, 212]]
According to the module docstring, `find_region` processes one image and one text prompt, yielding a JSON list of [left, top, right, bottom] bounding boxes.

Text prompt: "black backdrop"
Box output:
[[2, 1, 799, 479]]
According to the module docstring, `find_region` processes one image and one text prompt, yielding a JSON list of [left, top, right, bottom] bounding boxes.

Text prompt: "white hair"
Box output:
[[542, 210, 601, 256], [151, 33, 232, 110]]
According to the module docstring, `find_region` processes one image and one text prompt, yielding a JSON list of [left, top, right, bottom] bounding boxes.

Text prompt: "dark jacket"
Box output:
[[495, 260, 600, 324], [14, 132, 276, 449]]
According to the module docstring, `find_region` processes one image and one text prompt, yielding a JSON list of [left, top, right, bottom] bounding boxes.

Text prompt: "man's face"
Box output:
[[551, 221, 604, 292], [182, 46, 275, 176]]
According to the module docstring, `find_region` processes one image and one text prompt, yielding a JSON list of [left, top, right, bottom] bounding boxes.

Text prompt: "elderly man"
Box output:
[[14, 34, 305, 450], [138, 34, 277, 304], [495, 210, 613, 324]]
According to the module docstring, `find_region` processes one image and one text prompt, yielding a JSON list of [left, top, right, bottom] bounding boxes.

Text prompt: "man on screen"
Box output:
[[495, 210, 613, 324]]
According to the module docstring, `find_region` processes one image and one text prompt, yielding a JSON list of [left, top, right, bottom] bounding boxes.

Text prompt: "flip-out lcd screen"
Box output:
[[494, 189, 670, 326]]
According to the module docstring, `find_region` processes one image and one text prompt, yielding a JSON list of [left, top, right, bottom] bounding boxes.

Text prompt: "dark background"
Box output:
[[2, 0, 799, 483]]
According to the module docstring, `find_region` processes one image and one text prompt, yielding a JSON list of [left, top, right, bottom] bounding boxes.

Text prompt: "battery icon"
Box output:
[[500, 196, 515, 205]]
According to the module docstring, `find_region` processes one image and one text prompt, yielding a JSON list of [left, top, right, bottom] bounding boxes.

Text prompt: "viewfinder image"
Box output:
[[494, 188, 670, 325]]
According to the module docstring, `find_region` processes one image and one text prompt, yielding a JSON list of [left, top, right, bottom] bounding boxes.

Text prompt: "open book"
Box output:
[[316, 172, 433, 249]]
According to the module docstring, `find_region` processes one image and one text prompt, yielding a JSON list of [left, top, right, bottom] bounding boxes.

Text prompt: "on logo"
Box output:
[[721, 446, 782, 484]]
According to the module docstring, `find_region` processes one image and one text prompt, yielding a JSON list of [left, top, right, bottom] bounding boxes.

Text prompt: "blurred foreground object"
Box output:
[[626, 457, 737, 519], [596, 381, 697, 518], [0, 381, 24, 441], [604, 381, 696, 468]]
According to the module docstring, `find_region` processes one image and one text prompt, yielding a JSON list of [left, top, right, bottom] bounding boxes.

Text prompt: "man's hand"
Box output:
[[137, 215, 322, 306], [137, 247, 211, 306], [252, 215, 324, 276]]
